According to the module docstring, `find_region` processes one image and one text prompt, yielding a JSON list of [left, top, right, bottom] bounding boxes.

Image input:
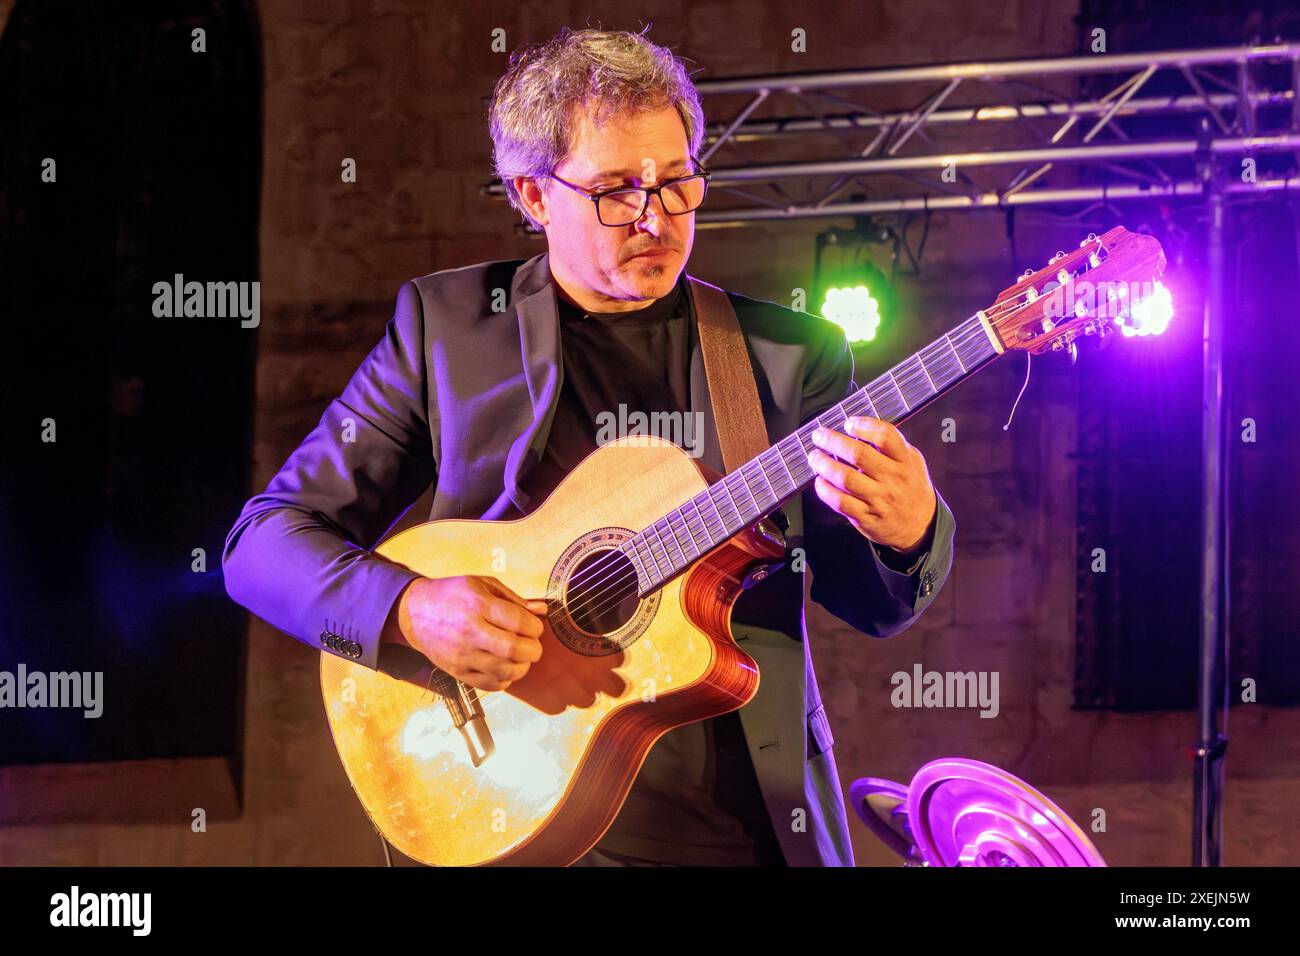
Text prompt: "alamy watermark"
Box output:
[[50, 886, 150, 936], [152, 274, 260, 328], [595, 403, 705, 458], [0, 664, 103, 718], [891, 664, 999, 718], [1039, 279, 1161, 323]]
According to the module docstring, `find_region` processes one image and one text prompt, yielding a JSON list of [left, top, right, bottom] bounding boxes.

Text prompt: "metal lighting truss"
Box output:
[[689, 42, 1300, 226]]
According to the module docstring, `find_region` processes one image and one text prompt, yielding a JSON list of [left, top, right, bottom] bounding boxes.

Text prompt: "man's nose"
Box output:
[[634, 192, 667, 236]]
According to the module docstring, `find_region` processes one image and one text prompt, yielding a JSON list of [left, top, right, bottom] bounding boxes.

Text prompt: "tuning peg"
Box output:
[[1067, 340, 1079, 365]]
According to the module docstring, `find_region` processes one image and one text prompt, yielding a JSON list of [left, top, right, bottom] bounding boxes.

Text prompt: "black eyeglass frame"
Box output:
[[544, 161, 712, 227]]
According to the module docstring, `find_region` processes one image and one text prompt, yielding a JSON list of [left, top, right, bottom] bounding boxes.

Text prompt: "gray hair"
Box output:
[[488, 27, 706, 229]]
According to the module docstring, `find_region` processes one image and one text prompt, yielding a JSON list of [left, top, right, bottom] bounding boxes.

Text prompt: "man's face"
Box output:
[[521, 104, 696, 307]]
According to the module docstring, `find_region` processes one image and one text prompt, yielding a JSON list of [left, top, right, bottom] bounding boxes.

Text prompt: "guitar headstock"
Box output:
[[985, 227, 1168, 355]]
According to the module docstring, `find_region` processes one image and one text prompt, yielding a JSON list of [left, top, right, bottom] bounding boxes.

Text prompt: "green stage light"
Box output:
[[820, 284, 882, 343]]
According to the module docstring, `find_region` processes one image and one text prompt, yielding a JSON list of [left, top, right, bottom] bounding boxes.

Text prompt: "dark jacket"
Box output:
[[222, 251, 955, 866]]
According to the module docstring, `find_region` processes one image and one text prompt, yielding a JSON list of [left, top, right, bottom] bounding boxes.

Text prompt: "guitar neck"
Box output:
[[626, 312, 1004, 595]]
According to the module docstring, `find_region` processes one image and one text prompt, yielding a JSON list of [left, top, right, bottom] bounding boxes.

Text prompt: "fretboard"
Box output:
[[624, 313, 1001, 595]]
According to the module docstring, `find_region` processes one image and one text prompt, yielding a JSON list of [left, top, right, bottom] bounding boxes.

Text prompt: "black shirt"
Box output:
[[518, 276, 787, 867]]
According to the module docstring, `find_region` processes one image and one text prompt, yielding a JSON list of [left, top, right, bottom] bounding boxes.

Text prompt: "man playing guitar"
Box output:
[[223, 26, 952, 867]]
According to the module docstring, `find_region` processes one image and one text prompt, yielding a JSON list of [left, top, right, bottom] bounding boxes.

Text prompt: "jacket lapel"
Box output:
[[500, 252, 561, 516]]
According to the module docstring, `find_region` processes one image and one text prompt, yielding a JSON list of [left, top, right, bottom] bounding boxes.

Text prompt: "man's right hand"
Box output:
[[385, 576, 548, 691]]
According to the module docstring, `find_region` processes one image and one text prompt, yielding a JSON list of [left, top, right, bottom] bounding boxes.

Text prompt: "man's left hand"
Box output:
[[807, 416, 937, 554]]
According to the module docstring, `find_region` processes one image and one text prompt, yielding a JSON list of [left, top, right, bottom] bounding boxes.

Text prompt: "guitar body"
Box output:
[[320, 435, 784, 866]]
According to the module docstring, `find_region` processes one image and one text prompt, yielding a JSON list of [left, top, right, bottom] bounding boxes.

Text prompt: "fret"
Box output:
[[955, 318, 994, 370], [768, 446, 797, 495], [707, 486, 738, 538], [636, 535, 659, 584], [825, 402, 858, 437], [652, 521, 680, 572], [626, 540, 650, 588], [649, 519, 671, 570], [642, 528, 670, 580], [942, 332, 967, 373], [681, 515, 702, 567], [899, 355, 934, 408], [917, 341, 950, 387], [699, 492, 724, 538], [712, 481, 742, 532], [759, 449, 793, 499], [663, 513, 691, 565], [781, 435, 810, 483], [886, 370, 910, 410], [914, 351, 938, 392], [735, 466, 764, 519], [866, 379, 902, 421], [681, 504, 702, 556], [747, 461, 777, 511], [785, 431, 806, 465], [660, 520, 691, 572], [684, 498, 709, 552]]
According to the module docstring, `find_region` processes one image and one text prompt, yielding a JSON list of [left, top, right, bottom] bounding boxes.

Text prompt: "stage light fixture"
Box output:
[[1119, 281, 1173, 337], [813, 222, 896, 345], [820, 283, 882, 342]]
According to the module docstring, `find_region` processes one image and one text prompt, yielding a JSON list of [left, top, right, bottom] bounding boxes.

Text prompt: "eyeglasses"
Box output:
[[546, 168, 711, 226]]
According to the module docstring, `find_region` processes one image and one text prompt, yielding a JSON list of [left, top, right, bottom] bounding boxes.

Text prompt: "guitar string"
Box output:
[[553, 313, 1003, 626], [554, 312, 1008, 626], [553, 310, 1012, 626], [556, 317, 993, 624], [550, 266, 1062, 627]]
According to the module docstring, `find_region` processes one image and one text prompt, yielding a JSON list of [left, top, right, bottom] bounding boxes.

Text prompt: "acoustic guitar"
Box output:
[[321, 226, 1166, 865]]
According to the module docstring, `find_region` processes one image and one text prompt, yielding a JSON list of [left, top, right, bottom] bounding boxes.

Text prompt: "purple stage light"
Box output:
[[1119, 280, 1173, 337]]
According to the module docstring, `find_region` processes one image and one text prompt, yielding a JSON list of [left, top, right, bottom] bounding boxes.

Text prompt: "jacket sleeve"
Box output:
[[798, 320, 954, 638], [221, 281, 437, 670]]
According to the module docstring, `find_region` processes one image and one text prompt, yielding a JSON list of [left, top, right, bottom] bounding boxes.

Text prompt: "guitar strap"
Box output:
[[686, 275, 769, 474]]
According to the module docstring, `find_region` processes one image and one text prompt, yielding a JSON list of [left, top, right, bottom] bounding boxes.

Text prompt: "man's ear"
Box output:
[[514, 177, 549, 227]]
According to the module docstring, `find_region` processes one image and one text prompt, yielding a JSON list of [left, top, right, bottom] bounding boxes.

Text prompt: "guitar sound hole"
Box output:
[[565, 549, 640, 635]]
